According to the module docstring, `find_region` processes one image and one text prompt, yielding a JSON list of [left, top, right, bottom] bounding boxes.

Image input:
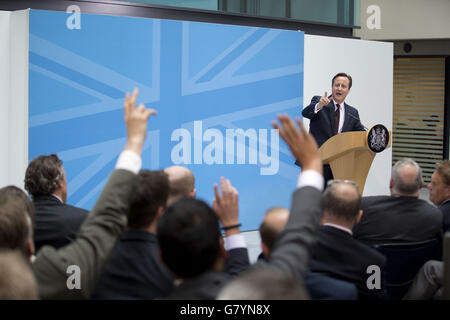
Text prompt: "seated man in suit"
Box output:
[[353, 158, 443, 245], [301, 73, 365, 183], [92, 170, 174, 300], [164, 165, 196, 206], [24, 154, 88, 252], [258, 205, 358, 300], [158, 177, 250, 300], [309, 180, 386, 299], [428, 160, 450, 232]]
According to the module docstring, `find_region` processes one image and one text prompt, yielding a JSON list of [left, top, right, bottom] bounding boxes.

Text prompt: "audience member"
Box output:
[[217, 268, 306, 300], [402, 160, 450, 300], [353, 158, 442, 245], [0, 186, 35, 260], [258, 206, 289, 259], [164, 165, 196, 206], [0, 250, 38, 300], [24, 154, 88, 252], [309, 180, 386, 299], [93, 170, 173, 299], [428, 160, 450, 232], [157, 177, 250, 300], [258, 204, 358, 300]]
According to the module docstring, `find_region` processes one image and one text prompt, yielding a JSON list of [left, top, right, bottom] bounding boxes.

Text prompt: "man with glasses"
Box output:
[[308, 179, 386, 299]]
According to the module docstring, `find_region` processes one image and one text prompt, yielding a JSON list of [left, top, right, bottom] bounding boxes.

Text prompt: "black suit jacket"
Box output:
[[353, 195, 443, 246], [166, 248, 249, 300], [309, 225, 386, 299], [302, 96, 365, 147], [33, 195, 88, 252], [440, 200, 450, 233], [92, 230, 173, 300]]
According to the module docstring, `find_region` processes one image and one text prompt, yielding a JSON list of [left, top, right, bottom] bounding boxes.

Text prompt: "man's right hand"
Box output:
[[124, 88, 157, 155], [316, 91, 333, 111], [272, 115, 322, 175]]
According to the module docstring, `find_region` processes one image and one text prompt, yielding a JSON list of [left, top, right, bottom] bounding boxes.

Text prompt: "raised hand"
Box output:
[[272, 115, 322, 174], [213, 177, 240, 235], [316, 91, 333, 111], [124, 88, 157, 155]]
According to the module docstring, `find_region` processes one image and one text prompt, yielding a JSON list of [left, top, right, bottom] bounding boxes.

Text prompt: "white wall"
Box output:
[[356, 0, 450, 40], [0, 11, 10, 187], [0, 10, 29, 189], [304, 35, 393, 196]]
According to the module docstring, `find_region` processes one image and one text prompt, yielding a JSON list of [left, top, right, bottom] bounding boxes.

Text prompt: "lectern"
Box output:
[[319, 125, 391, 194]]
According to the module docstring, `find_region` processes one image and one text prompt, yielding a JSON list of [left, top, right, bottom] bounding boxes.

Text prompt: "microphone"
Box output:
[[346, 112, 368, 131]]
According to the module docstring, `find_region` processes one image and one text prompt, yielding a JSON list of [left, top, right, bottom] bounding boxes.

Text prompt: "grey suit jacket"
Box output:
[[32, 169, 138, 299]]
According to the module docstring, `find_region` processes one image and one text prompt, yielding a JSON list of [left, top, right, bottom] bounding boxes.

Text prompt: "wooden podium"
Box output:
[[319, 130, 391, 194]]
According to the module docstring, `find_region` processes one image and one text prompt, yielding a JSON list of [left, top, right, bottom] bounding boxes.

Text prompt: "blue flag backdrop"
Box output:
[[28, 9, 304, 230]]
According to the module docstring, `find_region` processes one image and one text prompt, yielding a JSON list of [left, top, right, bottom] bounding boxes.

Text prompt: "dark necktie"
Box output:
[[334, 105, 340, 135]]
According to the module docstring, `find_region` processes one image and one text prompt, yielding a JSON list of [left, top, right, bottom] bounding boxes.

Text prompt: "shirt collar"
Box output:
[[323, 223, 353, 235], [334, 101, 344, 111], [51, 193, 63, 203]]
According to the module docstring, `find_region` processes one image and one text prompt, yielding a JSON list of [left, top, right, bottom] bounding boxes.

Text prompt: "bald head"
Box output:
[[391, 158, 423, 196], [259, 207, 289, 257], [164, 166, 196, 206], [323, 182, 361, 227]]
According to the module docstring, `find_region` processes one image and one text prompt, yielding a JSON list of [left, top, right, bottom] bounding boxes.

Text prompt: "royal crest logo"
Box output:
[[368, 124, 389, 153]]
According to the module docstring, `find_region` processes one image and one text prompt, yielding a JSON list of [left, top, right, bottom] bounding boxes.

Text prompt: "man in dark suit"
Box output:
[[309, 180, 386, 299], [302, 73, 365, 182], [24, 154, 88, 252], [158, 177, 250, 300], [258, 205, 358, 300], [353, 158, 443, 245], [92, 170, 174, 299], [428, 160, 450, 232]]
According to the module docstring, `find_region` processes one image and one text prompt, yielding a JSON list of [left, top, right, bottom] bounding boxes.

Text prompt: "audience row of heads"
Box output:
[[0, 151, 449, 299]]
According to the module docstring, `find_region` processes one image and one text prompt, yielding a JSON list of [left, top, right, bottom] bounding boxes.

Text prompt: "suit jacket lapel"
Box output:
[[342, 103, 351, 132]]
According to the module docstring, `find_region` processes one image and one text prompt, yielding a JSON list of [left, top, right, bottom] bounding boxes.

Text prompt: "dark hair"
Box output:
[[24, 154, 64, 197], [217, 268, 308, 300], [0, 187, 32, 255], [157, 198, 221, 278], [128, 170, 170, 229], [324, 182, 361, 224], [436, 160, 450, 186], [332, 73, 352, 89]]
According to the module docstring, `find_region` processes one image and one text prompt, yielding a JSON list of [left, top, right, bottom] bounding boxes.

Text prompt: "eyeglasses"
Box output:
[[326, 179, 359, 190]]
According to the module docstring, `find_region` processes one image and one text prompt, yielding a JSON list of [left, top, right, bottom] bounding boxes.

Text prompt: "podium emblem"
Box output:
[[368, 124, 389, 153]]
